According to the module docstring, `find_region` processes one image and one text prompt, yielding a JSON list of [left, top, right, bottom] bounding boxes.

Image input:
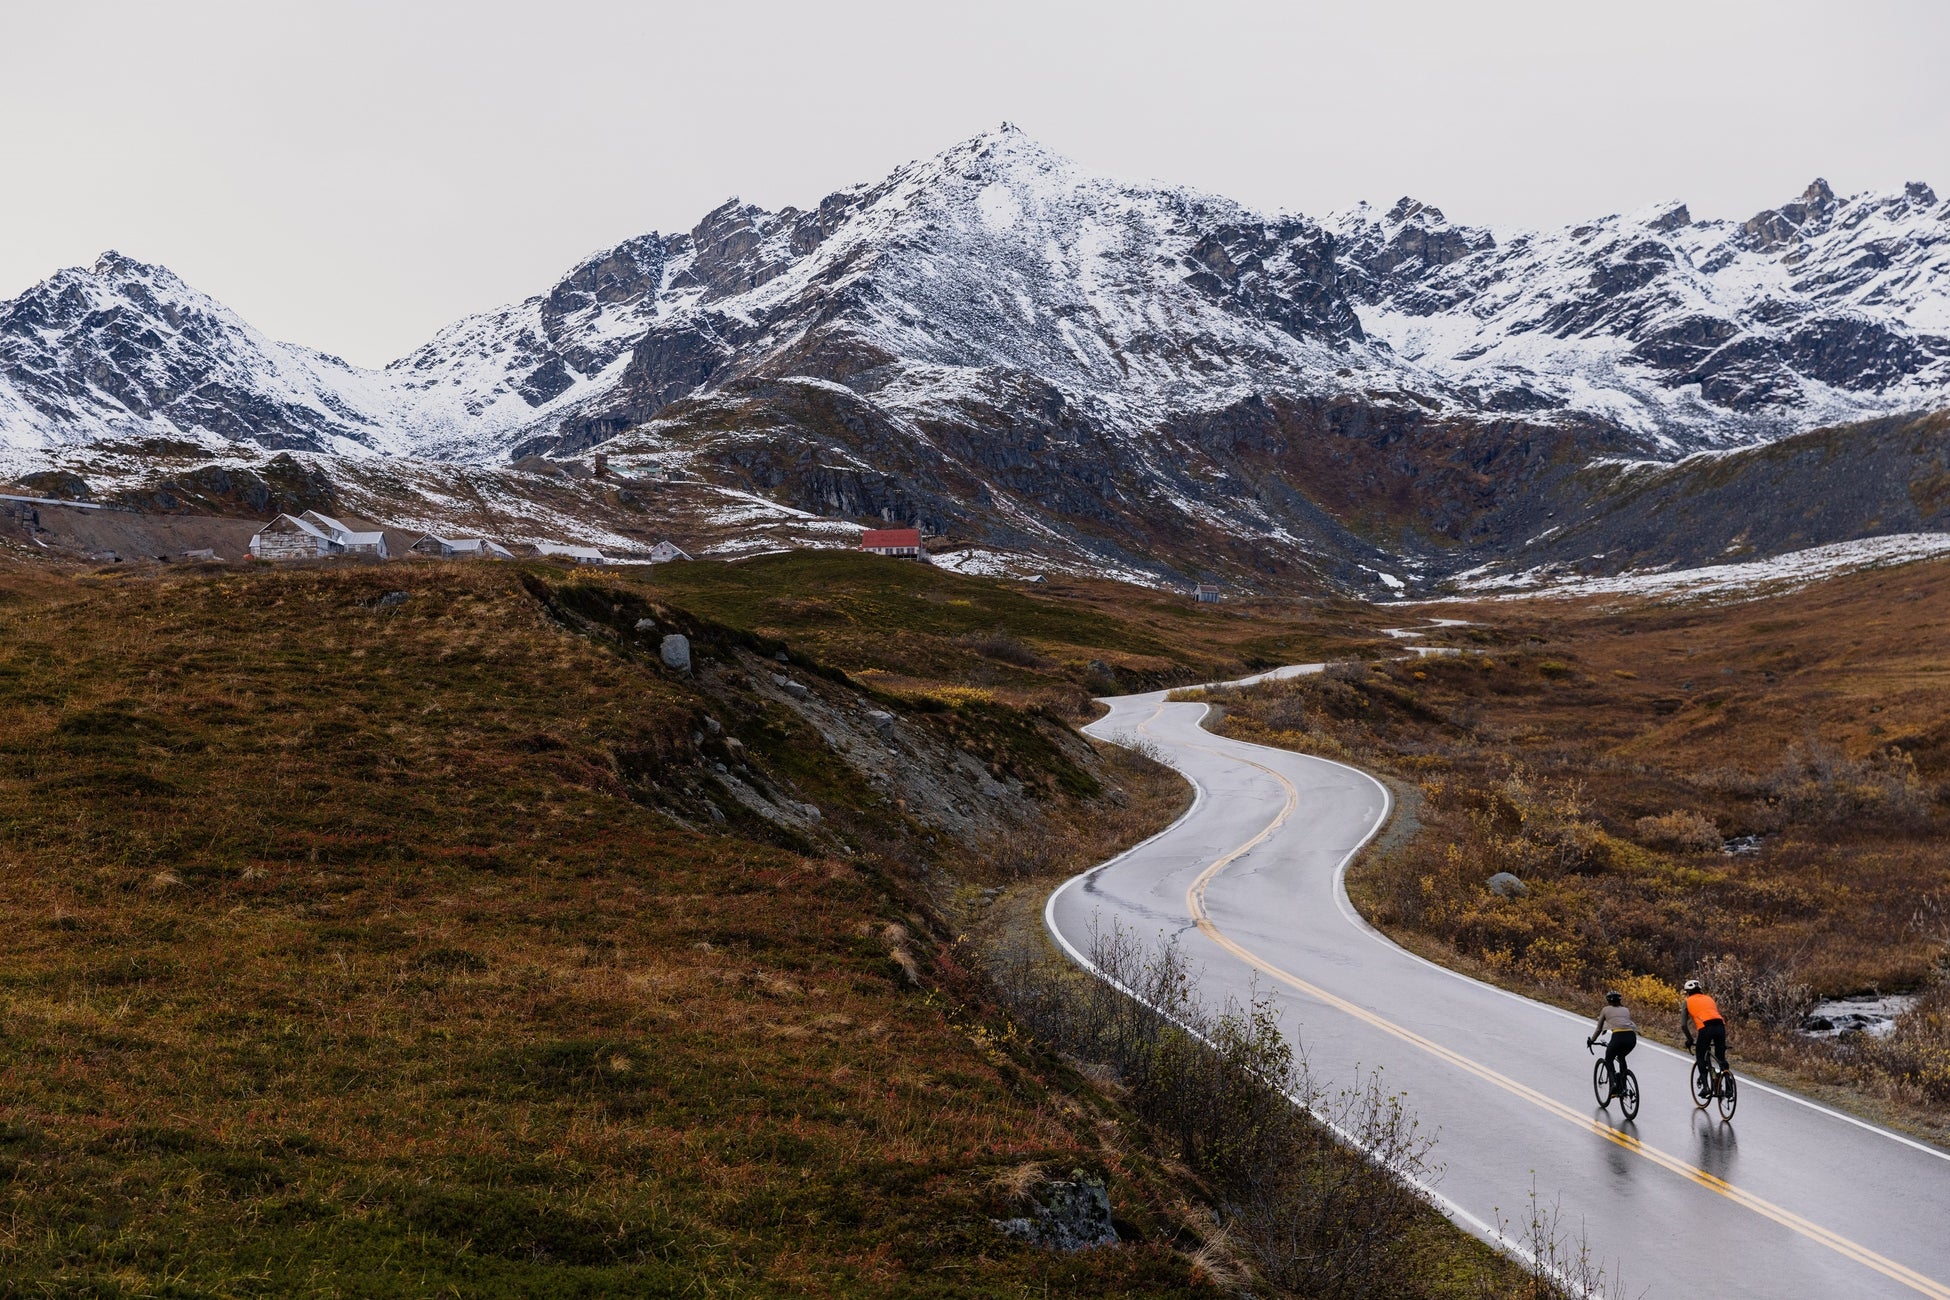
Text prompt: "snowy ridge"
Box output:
[[1330, 181, 1950, 447], [0, 253, 408, 456], [2, 129, 1947, 475]]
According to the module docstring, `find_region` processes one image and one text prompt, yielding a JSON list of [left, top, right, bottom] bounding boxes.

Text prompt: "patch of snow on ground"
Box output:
[[1451, 533, 1950, 601]]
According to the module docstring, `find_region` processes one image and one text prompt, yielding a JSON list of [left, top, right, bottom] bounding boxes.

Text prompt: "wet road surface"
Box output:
[[1047, 680, 1950, 1299]]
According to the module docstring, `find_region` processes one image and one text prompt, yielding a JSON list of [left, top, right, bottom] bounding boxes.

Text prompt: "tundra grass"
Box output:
[[0, 561, 1211, 1295], [638, 549, 1385, 713], [1206, 556, 1950, 1137]]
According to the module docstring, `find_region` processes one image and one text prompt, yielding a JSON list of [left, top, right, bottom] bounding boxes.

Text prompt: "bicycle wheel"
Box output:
[[1619, 1068, 1640, 1121], [1593, 1057, 1613, 1108], [1717, 1070, 1738, 1121], [1692, 1061, 1711, 1110]]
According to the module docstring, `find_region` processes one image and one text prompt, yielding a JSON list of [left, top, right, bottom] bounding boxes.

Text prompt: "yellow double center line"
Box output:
[[1167, 729, 1950, 1300]]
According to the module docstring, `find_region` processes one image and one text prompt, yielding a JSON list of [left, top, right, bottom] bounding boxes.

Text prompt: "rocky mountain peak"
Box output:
[[1644, 202, 1691, 232], [1384, 197, 1448, 226], [546, 235, 669, 314], [4, 138, 1948, 474], [83, 249, 188, 287], [1742, 177, 1842, 251]]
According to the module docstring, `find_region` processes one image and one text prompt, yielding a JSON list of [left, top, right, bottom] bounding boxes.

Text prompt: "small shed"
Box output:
[[411, 533, 512, 560], [648, 540, 692, 564], [1196, 583, 1222, 604], [861, 527, 925, 560], [249, 513, 336, 560], [534, 543, 608, 565]]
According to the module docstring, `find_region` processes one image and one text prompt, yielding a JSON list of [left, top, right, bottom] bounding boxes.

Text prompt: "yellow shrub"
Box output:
[[1614, 972, 1680, 1014]]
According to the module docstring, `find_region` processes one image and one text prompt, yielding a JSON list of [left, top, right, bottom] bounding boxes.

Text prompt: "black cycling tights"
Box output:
[[1604, 1029, 1637, 1084], [1693, 1019, 1729, 1075]]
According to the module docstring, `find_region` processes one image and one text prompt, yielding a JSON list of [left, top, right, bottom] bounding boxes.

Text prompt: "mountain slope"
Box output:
[[0, 253, 406, 455], [2, 128, 1947, 591], [1330, 181, 1950, 446], [12, 127, 1944, 468]]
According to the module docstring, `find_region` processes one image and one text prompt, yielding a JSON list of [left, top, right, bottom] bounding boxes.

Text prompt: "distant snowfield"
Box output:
[[1447, 532, 1950, 602], [929, 545, 1161, 587]]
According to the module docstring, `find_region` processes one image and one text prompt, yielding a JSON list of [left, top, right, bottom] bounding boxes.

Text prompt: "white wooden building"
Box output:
[[648, 540, 692, 563], [249, 513, 336, 560], [533, 543, 608, 564], [410, 533, 514, 560], [860, 527, 925, 559], [300, 511, 389, 558]]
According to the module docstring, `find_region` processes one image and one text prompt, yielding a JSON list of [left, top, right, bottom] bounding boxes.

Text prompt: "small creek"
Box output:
[[1800, 993, 1920, 1039]]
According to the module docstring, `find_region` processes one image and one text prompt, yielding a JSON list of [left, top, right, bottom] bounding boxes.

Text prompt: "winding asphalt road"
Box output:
[[1047, 664, 1950, 1299]]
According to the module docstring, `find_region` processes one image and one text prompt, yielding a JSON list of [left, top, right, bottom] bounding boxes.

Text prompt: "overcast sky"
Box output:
[[3, 0, 1944, 367]]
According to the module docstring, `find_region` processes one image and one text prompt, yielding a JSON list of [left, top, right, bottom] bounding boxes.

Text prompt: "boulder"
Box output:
[[660, 634, 691, 671], [864, 709, 896, 740], [634, 617, 657, 632], [993, 1173, 1117, 1251], [1486, 871, 1528, 897]]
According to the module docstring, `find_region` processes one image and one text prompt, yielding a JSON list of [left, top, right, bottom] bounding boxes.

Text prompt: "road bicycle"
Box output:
[[1691, 1050, 1738, 1120], [1587, 1038, 1640, 1120]]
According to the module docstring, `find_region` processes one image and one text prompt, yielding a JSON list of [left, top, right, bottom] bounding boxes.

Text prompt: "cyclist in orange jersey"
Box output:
[[1680, 978, 1729, 1088]]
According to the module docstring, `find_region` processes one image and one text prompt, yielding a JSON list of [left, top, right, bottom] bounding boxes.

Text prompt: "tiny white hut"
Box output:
[[534, 543, 607, 564], [648, 540, 692, 563]]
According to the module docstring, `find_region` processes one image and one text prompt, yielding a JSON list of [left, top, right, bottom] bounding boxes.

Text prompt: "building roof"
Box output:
[[300, 509, 354, 538], [297, 509, 384, 549], [257, 513, 333, 541], [413, 533, 492, 553], [535, 543, 607, 561], [860, 528, 922, 549]]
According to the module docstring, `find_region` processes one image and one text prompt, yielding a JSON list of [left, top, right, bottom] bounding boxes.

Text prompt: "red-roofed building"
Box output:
[[860, 527, 925, 560]]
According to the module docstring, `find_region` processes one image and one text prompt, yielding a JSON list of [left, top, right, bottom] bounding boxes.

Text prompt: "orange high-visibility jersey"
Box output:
[[1685, 992, 1723, 1029]]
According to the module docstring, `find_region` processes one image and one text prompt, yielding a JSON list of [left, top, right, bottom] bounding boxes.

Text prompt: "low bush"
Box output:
[[988, 923, 1558, 1299], [1633, 810, 1723, 853], [1690, 954, 1814, 1032], [958, 628, 1052, 669]]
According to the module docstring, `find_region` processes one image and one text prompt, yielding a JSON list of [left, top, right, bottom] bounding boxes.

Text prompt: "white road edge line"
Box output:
[[1058, 673, 1949, 1187], [1059, 697, 1566, 1277], [1302, 728, 1950, 1166], [1215, 669, 1950, 1163]]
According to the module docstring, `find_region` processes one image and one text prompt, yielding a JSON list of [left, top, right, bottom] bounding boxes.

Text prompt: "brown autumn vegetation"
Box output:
[[0, 553, 1537, 1297], [645, 549, 1391, 716], [1207, 556, 1950, 1134]]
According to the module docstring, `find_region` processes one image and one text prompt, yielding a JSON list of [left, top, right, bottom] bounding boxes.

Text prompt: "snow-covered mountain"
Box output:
[[0, 252, 409, 455], [0, 242, 685, 461], [4, 127, 1949, 591], [4, 127, 1945, 465], [1330, 180, 1950, 446]]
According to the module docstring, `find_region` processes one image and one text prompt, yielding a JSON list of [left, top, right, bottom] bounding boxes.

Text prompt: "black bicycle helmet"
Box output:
[[1605, 990, 1623, 1005]]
